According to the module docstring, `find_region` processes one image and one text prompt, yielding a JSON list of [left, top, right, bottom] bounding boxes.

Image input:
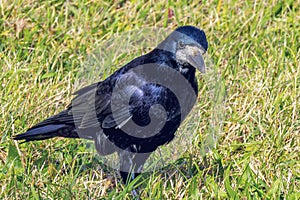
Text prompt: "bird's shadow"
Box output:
[[25, 140, 225, 198], [138, 155, 225, 187], [33, 143, 224, 183]]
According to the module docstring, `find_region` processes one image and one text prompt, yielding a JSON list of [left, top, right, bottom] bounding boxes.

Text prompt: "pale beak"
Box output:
[[186, 46, 206, 73]]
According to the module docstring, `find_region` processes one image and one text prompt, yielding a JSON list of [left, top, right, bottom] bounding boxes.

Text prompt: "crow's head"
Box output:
[[158, 26, 208, 73]]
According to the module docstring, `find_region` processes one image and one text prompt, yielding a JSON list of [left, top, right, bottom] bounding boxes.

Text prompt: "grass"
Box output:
[[1, 0, 299, 199]]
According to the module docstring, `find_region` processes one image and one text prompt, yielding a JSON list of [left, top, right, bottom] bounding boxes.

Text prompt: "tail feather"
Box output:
[[13, 124, 78, 142]]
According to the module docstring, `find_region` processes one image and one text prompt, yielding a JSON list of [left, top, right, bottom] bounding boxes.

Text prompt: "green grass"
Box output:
[[1, 0, 299, 199]]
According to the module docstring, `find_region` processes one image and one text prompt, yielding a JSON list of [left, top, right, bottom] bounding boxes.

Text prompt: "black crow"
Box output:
[[14, 26, 208, 185]]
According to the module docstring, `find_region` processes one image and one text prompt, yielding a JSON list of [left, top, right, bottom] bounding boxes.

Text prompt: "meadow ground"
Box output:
[[0, 1, 299, 199]]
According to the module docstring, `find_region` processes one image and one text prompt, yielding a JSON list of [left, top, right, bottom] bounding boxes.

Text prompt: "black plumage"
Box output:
[[14, 26, 208, 184]]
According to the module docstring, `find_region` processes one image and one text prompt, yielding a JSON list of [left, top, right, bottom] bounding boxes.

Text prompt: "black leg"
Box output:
[[118, 150, 151, 198], [119, 150, 151, 183]]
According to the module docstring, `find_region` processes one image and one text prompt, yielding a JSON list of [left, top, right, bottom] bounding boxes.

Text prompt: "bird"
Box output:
[[13, 25, 208, 187]]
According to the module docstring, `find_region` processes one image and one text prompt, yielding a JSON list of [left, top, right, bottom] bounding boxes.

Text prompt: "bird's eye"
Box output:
[[177, 41, 184, 49]]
